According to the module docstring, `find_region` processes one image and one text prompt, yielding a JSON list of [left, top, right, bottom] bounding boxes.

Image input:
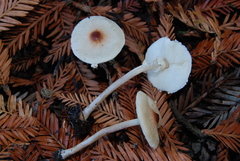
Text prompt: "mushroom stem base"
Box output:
[[58, 119, 140, 160], [81, 62, 160, 120]]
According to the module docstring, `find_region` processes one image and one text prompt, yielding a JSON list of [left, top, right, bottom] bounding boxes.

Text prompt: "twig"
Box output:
[[170, 100, 206, 138]]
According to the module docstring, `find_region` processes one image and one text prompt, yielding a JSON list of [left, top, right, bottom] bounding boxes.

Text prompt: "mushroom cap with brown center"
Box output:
[[144, 37, 192, 93], [136, 91, 161, 149], [71, 16, 125, 68]]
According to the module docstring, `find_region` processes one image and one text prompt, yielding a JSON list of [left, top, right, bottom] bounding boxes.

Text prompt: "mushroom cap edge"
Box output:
[[136, 91, 162, 149]]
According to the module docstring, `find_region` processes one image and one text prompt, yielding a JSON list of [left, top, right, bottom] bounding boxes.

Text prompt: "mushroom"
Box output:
[[144, 37, 192, 93], [54, 91, 161, 160], [71, 16, 125, 68], [81, 37, 192, 120]]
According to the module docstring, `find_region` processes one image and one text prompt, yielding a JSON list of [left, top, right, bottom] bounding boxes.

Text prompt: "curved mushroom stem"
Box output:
[[81, 60, 163, 120], [57, 119, 140, 160]]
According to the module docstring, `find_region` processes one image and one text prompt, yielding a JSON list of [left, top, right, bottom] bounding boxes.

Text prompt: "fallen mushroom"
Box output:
[[144, 37, 192, 93], [53, 91, 161, 160], [81, 37, 192, 120], [71, 16, 125, 68]]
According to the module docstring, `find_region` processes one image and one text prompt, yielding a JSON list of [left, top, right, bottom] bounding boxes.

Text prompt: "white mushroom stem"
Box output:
[[60, 119, 140, 160], [82, 59, 166, 120]]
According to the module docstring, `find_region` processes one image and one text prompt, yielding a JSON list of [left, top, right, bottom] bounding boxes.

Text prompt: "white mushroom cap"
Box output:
[[71, 16, 125, 68], [144, 37, 192, 93], [136, 91, 161, 149]]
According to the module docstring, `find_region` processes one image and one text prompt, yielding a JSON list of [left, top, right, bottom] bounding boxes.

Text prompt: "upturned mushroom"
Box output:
[[54, 91, 161, 160], [71, 16, 125, 68], [81, 37, 192, 120]]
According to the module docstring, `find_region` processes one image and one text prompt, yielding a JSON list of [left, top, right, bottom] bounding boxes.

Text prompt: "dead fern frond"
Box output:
[[36, 108, 85, 160], [44, 7, 75, 64], [93, 99, 124, 127], [12, 54, 41, 72], [91, 137, 139, 160], [203, 120, 240, 153], [220, 13, 240, 31], [217, 143, 230, 161], [158, 103, 191, 160], [75, 61, 103, 95], [44, 38, 71, 64], [167, 3, 212, 33], [3, 1, 66, 56], [125, 126, 191, 161], [11, 44, 43, 72], [192, 31, 240, 78], [90, 83, 139, 139], [196, 0, 234, 17], [40, 62, 76, 98], [168, 2, 240, 36], [46, 7, 74, 41], [0, 94, 39, 154], [71, 0, 140, 17], [36, 64, 76, 109], [116, 0, 141, 12], [0, 94, 16, 116], [34, 108, 64, 158], [179, 68, 240, 129], [10, 144, 41, 161], [219, 36, 239, 69], [167, 3, 221, 34], [0, 141, 33, 161], [125, 35, 147, 62], [92, 136, 188, 161], [0, 0, 39, 31], [71, 1, 113, 16], [59, 119, 79, 149], [57, 92, 90, 108], [1, 0, 239, 160], [226, 0, 240, 8], [211, 32, 240, 66], [157, 14, 176, 40], [191, 38, 215, 78], [10, 70, 43, 87], [121, 13, 150, 45], [117, 86, 138, 120], [0, 40, 11, 85], [116, 48, 141, 71]]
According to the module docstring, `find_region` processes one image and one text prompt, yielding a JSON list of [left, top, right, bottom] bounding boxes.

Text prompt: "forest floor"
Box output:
[[0, 0, 239, 161]]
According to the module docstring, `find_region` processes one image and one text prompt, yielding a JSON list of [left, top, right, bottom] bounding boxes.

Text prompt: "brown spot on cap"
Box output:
[[90, 30, 104, 43]]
